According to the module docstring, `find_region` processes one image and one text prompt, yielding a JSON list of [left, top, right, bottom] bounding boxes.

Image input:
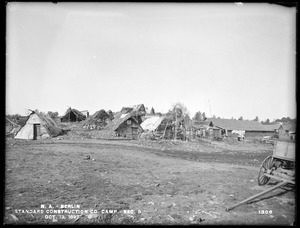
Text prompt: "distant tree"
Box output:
[[262, 119, 271, 124], [184, 114, 192, 126], [212, 115, 216, 118], [238, 116, 243, 121], [282, 117, 295, 123], [6, 114, 21, 123], [36, 109, 47, 116], [278, 117, 290, 122], [48, 111, 59, 118], [168, 102, 191, 140], [150, 107, 155, 115], [193, 111, 202, 121], [231, 117, 234, 120], [202, 112, 207, 120], [253, 116, 259, 122]]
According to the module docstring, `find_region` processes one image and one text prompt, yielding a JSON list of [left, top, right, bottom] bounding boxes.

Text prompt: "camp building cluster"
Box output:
[[6, 104, 295, 141]]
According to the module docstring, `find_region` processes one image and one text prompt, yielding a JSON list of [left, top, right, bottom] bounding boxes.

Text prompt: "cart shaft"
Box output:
[[264, 174, 295, 185], [225, 181, 287, 211]]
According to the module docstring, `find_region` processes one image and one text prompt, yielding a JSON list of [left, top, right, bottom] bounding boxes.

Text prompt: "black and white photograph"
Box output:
[[5, 2, 296, 225]]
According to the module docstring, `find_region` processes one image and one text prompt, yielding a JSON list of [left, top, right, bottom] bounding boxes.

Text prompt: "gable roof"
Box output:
[[141, 116, 165, 131], [106, 112, 139, 131], [61, 108, 86, 122], [82, 109, 111, 126], [121, 104, 146, 116], [208, 118, 274, 132], [16, 111, 63, 137]]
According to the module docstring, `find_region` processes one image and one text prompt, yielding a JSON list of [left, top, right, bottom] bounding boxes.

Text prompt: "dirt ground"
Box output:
[[4, 132, 296, 225]]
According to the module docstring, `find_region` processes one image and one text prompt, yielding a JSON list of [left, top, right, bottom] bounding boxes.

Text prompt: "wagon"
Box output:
[[225, 139, 295, 211], [258, 139, 295, 186]]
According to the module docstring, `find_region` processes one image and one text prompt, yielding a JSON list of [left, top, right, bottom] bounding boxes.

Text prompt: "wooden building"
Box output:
[[107, 112, 143, 139], [208, 118, 275, 139], [278, 123, 296, 140]]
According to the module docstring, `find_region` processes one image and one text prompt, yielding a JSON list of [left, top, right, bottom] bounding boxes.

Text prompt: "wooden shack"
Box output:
[[107, 112, 143, 139]]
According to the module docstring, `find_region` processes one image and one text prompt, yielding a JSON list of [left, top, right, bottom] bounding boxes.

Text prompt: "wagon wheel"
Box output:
[[258, 155, 274, 186]]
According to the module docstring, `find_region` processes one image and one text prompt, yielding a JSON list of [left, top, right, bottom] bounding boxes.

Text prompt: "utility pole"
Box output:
[[208, 100, 212, 117], [68, 106, 71, 122], [174, 105, 177, 141]]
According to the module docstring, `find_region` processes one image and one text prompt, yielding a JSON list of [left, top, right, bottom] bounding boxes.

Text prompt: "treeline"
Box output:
[[191, 111, 296, 124], [261, 117, 296, 125]]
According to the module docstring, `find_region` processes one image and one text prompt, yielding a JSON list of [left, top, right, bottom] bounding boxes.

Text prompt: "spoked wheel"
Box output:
[[258, 155, 274, 186]]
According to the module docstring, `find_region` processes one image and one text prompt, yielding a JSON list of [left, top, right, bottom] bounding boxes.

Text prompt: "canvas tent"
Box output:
[[60, 108, 86, 122], [82, 109, 112, 130], [15, 111, 63, 140]]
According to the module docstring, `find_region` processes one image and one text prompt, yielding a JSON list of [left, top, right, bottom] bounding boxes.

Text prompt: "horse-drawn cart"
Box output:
[[226, 139, 295, 211], [258, 140, 295, 186]]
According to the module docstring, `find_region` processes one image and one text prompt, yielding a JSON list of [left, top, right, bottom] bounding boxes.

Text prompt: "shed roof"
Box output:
[[208, 118, 274, 132]]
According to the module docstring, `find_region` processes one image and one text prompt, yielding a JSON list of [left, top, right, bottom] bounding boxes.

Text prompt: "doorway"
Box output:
[[132, 127, 138, 139], [33, 124, 41, 140]]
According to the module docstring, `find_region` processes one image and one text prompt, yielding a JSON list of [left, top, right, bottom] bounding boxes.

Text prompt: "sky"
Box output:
[[6, 2, 296, 121]]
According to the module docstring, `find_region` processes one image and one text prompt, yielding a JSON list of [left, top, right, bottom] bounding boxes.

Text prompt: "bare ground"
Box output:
[[4, 136, 295, 225]]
